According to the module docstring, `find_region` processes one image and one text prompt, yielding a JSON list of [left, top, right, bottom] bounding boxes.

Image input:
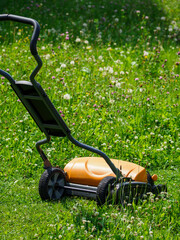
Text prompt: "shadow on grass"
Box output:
[[0, 0, 178, 47]]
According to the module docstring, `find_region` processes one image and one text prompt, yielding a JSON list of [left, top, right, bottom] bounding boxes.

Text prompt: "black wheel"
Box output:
[[39, 168, 66, 201], [96, 176, 117, 206], [117, 182, 152, 205]]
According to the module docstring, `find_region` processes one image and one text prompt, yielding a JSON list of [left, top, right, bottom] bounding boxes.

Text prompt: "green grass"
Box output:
[[0, 0, 180, 239]]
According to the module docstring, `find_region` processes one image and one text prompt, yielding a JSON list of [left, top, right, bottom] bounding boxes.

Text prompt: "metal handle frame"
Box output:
[[0, 14, 122, 178], [0, 14, 40, 55], [0, 14, 42, 82]]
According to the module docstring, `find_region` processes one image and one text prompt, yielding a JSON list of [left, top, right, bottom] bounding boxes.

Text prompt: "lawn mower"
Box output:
[[0, 14, 167, 206]]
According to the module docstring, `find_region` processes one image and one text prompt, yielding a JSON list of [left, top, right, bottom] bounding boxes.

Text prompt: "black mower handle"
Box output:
[[0, 14, 40, 55]]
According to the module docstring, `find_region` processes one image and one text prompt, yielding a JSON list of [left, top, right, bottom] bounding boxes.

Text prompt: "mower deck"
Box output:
[[64, 157, 156, 186]]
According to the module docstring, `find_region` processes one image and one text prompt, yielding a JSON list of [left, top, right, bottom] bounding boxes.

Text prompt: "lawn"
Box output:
[[0, 0, 179, 239]]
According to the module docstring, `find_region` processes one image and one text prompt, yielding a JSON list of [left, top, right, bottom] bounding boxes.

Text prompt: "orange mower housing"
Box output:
[[64, 157, 158, 187]]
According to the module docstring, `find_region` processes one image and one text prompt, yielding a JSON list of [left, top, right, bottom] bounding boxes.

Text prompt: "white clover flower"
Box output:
[[61, 63, 66, 68], [108, 67, 114, 74], [84, 40, 89, 44], [45, 54, 51, 60], [97, 33, 102, 39], [115, 18, 119, 22], [75, 37, 81, 42], [127, 225, 131, 229], [94, 211, 99, 216], [131, 61, 137, 66], [107, 47, 112, 51], [56, 68, 61, 72], [143, 50, 149, 56], [99, 67, 103, 71], [161, 17, 166, 20], [41, 46, 46, 50], [127, 89, 133, 93], [70, 60, 75, 65], [86, 46, 92, 50], [120, 71, 125, 75], [98, 55, 103, 60], [63, 94, 71, 100], [83, 23, 87, 27]]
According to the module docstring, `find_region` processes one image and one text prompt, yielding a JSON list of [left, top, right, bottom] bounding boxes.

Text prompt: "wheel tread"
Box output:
[[39, 168, 66, 201]]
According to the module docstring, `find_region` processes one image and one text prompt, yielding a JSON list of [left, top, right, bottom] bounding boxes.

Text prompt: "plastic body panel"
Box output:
[[64, 157, 148, 186]]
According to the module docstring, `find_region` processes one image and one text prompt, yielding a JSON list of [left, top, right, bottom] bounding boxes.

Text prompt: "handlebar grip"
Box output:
[[0, 14, 40, 55]]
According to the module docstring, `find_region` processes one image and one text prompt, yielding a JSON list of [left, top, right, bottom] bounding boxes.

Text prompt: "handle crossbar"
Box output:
[[0, 14, 40, 55]]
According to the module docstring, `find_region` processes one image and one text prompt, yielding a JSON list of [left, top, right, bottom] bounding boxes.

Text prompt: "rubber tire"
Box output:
[[96, 176, 117, 206], [39, 168, 66, 201]]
